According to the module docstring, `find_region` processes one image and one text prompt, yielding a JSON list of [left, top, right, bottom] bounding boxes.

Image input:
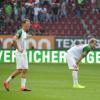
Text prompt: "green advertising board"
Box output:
[[0, 50, 100, 63]]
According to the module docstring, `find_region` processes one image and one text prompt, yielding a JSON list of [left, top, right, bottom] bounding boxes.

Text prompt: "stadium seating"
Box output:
[[41, 12, 100, 36], [0, 0, 100, 36]]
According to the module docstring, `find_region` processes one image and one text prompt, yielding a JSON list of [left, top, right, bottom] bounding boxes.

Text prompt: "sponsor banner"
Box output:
[[55, 37, 100, 49], [1, 36, 100, 50], [0, 35, 54, 49], [0, 50, 100, 63]]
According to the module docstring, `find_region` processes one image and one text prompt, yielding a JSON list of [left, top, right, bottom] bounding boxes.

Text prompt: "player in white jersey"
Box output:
[[65, 38, 97, 88], [4, 19, 33, 91]]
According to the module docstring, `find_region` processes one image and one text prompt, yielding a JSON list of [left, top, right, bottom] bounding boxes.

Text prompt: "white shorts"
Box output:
[[65, 52, 78, 70], [16, 52, 28, 69]]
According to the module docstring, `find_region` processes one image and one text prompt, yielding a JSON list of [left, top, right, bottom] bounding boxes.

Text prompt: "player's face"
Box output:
[[91, 41, 97, 49], [23, 21, 31, 32]]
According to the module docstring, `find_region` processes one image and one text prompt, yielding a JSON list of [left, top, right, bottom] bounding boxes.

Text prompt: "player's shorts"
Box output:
[[16, 52, 28, 69], [65, 52, 78, 70]]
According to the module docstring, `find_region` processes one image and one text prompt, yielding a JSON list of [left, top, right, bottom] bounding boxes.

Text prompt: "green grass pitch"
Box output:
[[0, 63, 100, 100]]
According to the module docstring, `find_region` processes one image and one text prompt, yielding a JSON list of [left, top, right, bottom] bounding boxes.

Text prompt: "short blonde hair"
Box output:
[[22, 19, 30, 24], [89, 38, 96, 44]]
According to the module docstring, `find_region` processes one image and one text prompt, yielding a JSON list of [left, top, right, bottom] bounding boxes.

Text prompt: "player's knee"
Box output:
[[18, 69, 22, 73], [22, 69, 27, 74]]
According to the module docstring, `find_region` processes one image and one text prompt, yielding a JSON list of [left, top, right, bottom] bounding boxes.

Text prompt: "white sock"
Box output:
[[21, 78, 26, 88], [6, 76, 12, 83], [72, 71, 78, 85]]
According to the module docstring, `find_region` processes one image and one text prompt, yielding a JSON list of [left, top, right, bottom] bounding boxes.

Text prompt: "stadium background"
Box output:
[[0, 0, 100, 100], [0, 0, 100, 63]]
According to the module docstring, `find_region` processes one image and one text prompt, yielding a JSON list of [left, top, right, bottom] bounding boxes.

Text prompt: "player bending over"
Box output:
[[4, 19, 33, 91], [65, 38, 97, 88]]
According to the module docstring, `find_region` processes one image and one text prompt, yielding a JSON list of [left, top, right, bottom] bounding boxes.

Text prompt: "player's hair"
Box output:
[[22, 19, 30, 24], [89, 38, 96, 44]]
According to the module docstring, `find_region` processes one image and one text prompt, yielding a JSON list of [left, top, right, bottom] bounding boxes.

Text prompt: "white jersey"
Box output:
[[67, 44, 92, 60], [15, 28, 28, 69], [16, 29, 27, 54]]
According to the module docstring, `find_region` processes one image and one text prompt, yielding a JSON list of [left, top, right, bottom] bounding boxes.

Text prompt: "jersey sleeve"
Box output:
[[16, 29, 22, 39], [83, 46, 91, 57]]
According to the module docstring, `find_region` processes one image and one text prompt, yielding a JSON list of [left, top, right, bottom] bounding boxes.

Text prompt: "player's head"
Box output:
[[22, 19, 31, 32], [89, 38, 97, 49]]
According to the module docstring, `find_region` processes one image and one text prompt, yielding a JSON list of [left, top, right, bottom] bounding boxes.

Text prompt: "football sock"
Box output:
[[72, 71, 78, 85], [6, 76, 13, 83], [21, 78, 26, 88]]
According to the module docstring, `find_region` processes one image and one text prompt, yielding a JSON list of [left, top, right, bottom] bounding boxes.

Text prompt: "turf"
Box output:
[[0, 63, 100, 100]]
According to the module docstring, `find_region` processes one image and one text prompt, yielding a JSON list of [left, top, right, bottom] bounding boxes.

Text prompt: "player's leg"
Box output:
[[66, 52, 85, 88], [20, 54, 31, 91], [72, 69, 85, 88], [66, 53, 78, 85], [72, 66, 79, 86], [71, 64, 85, 88], [4, 69, 22, 91], [4, 53, 23, 91], [71, 60, 85, 88], [21, 69, 27, 89], [20, 69, 31, 91], [7, 53, 23, 82], [5, 69, 22, 82]]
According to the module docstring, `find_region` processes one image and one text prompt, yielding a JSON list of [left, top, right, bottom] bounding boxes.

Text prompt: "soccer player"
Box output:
[[65, 38, 97, 88], [4, 19, 32, 91]]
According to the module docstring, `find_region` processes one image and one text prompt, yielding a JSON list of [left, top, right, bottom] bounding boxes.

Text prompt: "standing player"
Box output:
[[65, 38, 97, 88], [4, 19, 32, 91]]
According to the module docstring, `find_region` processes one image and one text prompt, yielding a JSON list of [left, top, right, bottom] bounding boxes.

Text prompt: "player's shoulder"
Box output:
[[83, 44, 91, 50], [16, 29, 22, 34], [16, 29, 23, 38]]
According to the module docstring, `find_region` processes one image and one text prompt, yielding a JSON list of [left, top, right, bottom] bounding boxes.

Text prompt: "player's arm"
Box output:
[[13, 32, 23, 53], [76, 54, 84, 65], [13, 35, 19, 50], [76, 46, 90, 65]]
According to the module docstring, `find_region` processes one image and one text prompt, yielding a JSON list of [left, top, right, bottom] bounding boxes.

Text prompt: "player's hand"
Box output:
[[18, 49, 24, 53], [77, 62, 80, 70], [76, 61, 80, 66], [77, 65, 79, 70]]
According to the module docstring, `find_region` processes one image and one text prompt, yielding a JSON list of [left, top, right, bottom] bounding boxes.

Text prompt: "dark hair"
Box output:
[[22, 19, 30, 24]]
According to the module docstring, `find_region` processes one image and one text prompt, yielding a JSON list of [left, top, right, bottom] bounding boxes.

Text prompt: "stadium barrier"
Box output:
[[0, 35, 100, 50], [0, 50, 100, 64]]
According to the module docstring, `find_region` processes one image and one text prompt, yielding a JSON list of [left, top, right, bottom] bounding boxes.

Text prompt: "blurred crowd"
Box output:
[[0, 0, 100, 35]]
